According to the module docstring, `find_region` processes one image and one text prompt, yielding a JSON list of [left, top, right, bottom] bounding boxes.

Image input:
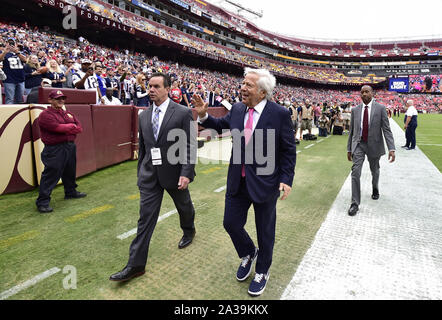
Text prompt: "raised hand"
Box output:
[[191, 93, 208, 118]]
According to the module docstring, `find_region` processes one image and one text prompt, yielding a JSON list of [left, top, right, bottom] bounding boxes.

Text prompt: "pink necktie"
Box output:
[[242, 108, 254, 177]]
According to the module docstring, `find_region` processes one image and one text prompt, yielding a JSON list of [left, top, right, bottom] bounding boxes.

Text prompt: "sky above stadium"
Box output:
[[206, 0, 442, 42]]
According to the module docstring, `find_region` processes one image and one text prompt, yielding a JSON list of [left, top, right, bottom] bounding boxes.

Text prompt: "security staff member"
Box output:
[[36, 90, 87, 213], [403, 99, 418, 150]]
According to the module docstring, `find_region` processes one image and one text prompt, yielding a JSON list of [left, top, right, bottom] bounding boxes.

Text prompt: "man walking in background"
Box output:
[[403, 99, 418, 150], [347, 85, 396, 217]]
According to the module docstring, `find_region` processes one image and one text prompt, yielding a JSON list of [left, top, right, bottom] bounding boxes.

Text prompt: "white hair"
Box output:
[[407, 99, 414, 106], [244, 67, 276, 100]]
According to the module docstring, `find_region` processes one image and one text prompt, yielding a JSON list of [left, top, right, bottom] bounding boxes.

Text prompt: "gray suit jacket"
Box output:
[[137, 100, 196, 190], [347, 100, 395, 158]]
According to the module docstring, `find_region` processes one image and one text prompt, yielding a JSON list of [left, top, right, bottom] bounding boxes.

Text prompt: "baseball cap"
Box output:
[[49, 90, 67, 100], [81, 58, 92, 64], [42, 78, 52, 85]]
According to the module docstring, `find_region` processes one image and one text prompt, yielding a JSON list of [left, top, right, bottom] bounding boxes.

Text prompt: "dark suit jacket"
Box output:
[[347, 100, 395, 158], [137, 100, 196, 190], [202, 101, 296, 203]]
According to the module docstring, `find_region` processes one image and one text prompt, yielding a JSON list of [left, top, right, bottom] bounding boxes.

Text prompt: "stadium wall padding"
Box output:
[[38, 88, 98, 105], [1, 103, 230, 195], [91, 105, 133, 170], [0, 105, 36, 195], [66, 105, 97, 177], [132, 107, 147, 160]]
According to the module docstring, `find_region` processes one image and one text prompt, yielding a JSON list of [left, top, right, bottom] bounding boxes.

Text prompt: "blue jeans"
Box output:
[[4, 82, 25, 104]]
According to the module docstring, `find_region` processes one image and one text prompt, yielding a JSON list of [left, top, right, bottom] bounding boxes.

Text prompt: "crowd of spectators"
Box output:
[[62, 0, 385, 84], [1, 21, 441, 113]]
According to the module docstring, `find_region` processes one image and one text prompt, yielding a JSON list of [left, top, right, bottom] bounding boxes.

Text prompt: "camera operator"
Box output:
[[0, 38, 27, 104], [328, 105, 337, 134]]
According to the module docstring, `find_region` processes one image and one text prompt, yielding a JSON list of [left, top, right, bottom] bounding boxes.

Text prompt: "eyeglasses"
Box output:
[[142, 78, 146, 81]]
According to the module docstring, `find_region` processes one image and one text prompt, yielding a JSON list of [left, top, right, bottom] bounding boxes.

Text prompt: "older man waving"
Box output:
[[192, 68, 297, 296]]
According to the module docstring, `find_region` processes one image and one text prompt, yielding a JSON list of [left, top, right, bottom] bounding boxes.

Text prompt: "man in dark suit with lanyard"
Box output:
[[192, 68, 297, 296], [110, 73, 197, 282], [347, 85, 396, 216]]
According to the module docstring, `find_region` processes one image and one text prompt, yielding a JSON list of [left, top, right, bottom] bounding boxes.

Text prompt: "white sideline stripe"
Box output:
[[419, 144, 442, 147], [297, 151, 301, 154], [304, 144, 315, 149], [317, 139, 324, 143], [117, 209, 178, 240], [0, 267, 61, 300], [214, 185, 227, 193], [117, 142, 132, 147]]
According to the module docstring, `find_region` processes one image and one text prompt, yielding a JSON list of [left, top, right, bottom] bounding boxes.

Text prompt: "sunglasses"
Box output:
[[55, 97, 66, 101]]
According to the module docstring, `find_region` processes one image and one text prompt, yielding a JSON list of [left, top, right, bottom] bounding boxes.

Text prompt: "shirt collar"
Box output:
[[364, 99, 373, 109], [248, 99, 267, 114], [153, 98, 170, 112]]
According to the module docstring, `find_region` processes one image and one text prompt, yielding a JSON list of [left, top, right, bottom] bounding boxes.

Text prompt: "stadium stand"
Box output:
[[1, 19, 441, 112]]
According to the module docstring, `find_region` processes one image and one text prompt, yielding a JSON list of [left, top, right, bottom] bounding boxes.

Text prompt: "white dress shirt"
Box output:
[[360, 99, 373, 137], [152, 98, 170, 130], [101, 96, 122, 105], [244, 99, 267, 132]]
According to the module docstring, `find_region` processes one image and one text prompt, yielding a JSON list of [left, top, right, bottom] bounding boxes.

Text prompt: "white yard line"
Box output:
[[116, 209, 178, 240], [214, 185, 227, 193], [117, 203, 208, 240], [0, 267, 61, 300]]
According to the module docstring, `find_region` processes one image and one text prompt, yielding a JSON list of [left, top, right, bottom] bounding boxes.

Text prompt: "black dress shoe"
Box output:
[[65, 192, 87, 199], [401, 145, 409, 149], [38, 206, 53, 214], [348, 204, 359, 216], [178, 230, 195, 249], [109, 266, 145, 282], [372, 188, 380, 200], [406, 147, 415, 150]]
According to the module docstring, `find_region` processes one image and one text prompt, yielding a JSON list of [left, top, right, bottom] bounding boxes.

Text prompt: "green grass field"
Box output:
[[393, 113, 442, 172], [1, 114, 440, 300]]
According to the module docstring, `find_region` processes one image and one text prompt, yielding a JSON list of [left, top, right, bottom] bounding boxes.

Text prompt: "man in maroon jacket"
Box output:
[[36, 90, 87, 213]]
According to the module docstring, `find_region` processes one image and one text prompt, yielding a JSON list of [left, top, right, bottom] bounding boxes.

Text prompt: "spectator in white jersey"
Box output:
[[101, 88, 122, 105], [72, 58, 100, 103], [72, 58, 98, 90]]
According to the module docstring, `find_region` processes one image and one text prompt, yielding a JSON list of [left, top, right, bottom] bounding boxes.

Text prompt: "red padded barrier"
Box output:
[[132, 107, 147, 160], [65, 105, 97, 177], [92, 105, 133, 169], [38, 87, 98, 105]]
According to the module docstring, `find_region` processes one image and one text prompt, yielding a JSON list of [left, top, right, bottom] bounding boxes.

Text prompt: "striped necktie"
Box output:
[[152, 107, 161, 141]]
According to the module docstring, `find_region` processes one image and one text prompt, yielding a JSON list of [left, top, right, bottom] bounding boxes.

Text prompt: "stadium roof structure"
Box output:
[[204, 0, 442, 46]]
